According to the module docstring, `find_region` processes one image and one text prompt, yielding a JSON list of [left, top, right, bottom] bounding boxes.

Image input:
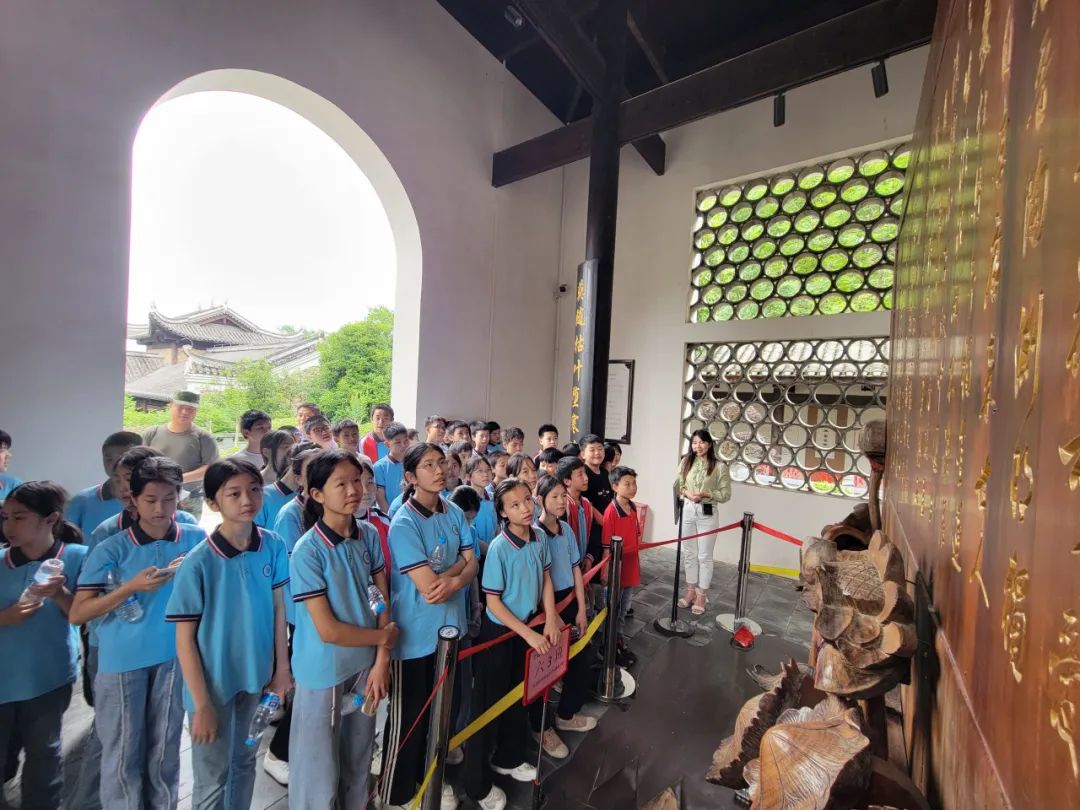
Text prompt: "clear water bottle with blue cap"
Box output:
[[105, 566, 143, 623], [428, 536, 447, 573], [245, 692, 281, 747], [20, 558, 65, 606], [367, 584, 385, 617], [341, 691, 365, 716]]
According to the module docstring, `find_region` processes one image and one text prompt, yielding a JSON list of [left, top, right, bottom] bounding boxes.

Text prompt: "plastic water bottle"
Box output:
[[105, 567, 143, 623], [341, 691, 365, 716], [367, 584, 386, 616], [19, 558, 65, 605], [245, 692, 281, 747], [428, 536, 447, 573]]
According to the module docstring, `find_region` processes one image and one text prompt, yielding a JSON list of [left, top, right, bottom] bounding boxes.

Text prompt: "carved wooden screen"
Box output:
[[887, 1, 1080, 808]]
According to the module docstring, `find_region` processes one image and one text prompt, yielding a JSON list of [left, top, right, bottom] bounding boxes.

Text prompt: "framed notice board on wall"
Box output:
[[603, 360, 635, 444]]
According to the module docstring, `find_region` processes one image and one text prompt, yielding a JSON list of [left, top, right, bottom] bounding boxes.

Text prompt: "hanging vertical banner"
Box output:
[[569, 263, 591, 439]]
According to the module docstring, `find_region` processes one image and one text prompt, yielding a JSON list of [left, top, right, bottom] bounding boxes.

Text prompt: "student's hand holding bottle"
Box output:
[[525, 628, 551, 655], [0, 599, 42, 626], [190, 702, 219, 745], [267, 668, 293, 704], [25, 574, 66, 601], [368, 659, 391, 704]]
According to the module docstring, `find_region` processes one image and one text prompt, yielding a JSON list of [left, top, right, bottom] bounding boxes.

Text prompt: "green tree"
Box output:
[[314, 307, 393, 421]]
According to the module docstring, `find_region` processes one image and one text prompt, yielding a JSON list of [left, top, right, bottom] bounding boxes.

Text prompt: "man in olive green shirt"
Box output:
[[142, 390, 219, 518]]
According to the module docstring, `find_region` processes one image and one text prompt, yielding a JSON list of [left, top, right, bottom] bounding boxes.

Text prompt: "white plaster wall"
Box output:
[[554, 48, 930, 575], [0, 0, 564, 489]]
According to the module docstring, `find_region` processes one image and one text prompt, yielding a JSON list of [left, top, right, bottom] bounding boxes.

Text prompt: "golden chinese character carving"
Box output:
[[1010, 443, 1033, 522], [1067, 260, 1080, 378], [1030, 31, 1051, 131], [571, 358, 583, 379], [980, 333, 997, 422], [1001, 553, 1030, 683], [1049, 609, 1080, 779], [570, 386, 580, 408], [1023, 149, 1048, 255], [574, 306, 584, 327], [569, 413, 579, 436], [574, 334, 584, 354], [979, 0, 992, 74], [951, 509, 963, 573], [960, 338, 973, 400], [971, 457, 991, 607], [985, 214, 1002, 309], [576, 280, 584, 302], [1015, 293, 1044, 406]]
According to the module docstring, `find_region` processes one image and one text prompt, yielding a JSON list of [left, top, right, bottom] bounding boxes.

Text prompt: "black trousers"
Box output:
[[461, 614, 529, 801], [555, 587, 593, 721], [380, 653, 440, 805]]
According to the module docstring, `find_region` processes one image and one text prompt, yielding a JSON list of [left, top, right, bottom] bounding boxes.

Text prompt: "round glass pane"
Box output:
[[764, 256, 788, 278], [706, 207, 728, 228], [725, 283, 748, 303], [884, 289, 893, 309], [783, 424, 809, 445], [753, 465, 778, 486], [805, 273, 831, 296], [736, 300, 760, 319], [711, 345, 733, 363], [792, 253, 818, 275], [738, 262, 762, 282], [797, 165, 825, 189], [839, 474, 869, 498], [812, 426, 839, 450], [716, 265, 736, 284], [838, 222, 867, 248], [745, 179, 769, 201], [855, 197, 886, 222], [728, 242, 750, 263], [891, 144, 911, 169], [821, 248, 850, 272], [720, 402, 742, 422], [711, 303, 734, 321], [871, 217, 899, 243], [752, 239, 777, 259], [874, 170, 905, 196], [858, 150, 889, 177], [697, 193, 717, 212], [771, 173, 795, 195], [827, 404, 857, 428], [781, 190, 807, 214], [693, 306, 711, 323], [731, 201, 753, 223], [826, 450, 854, 474], [729, 462, 751, 483], [823, 203, 853, 228], [868, 265, 894, 289], [850, 290, 880, 312], [702, 286, 724, 305], [789, 296, 815, 316], [810, 185, 838, 209], [744, 402, 767, 423], [695, 230, 715, 250], [719, 186, 741, 206], [889, 194, 905, 216], [776, 276, 802, 298], [692, 269, 713, 287], [766, 215, 792, 238], [807, 229, 835, 252], [840, 176, 870, 203], [836, 270, 865, 293], [779, 234, 805, 256], [780, 467, 806, 490], [750, 278, 775, 300], [762, 298, 787, 318], [741, 221, 765, 241], [704, 247, 725, 266], [847, 340, 877, 361], [826, 157, 856, 184], [742, 443, 766, 464], [718, 440, 738, 461], [852, 243, 884, 268], [755, 196, 779, 218], [819, 292, 847, 314], [794, 209, 821, 233]]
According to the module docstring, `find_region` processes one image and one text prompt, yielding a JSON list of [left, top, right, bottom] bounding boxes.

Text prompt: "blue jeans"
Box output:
[[0, 683, 72, 810], [617, 586, 635, 641], [95, 660, 184, 810], [67, 643, 103, 810], [290, 671, 376, 810], [189, 692, 260, 810]]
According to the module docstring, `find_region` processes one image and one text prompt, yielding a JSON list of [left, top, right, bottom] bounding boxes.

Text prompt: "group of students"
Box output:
[[0, 411, 647, 810]]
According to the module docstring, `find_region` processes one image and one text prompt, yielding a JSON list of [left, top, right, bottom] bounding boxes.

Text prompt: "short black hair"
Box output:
[[449, 440, 474, 458], [538, 448, 563, 465], [538, 423, 559, 438], [103, 431, 142, 452], [240, 410, 272, 433], [470, 420, 489, 434], [425, 414, 446, 428], [486, 449, 509, 463], [204, 458, 263, 502], [129, 456, 184, 497], [296, 402, 319, 413], [118, 446, 164, 471], [609, 465, 637, 486], [603, 446, 617, 464], [555, 456, 585, 484], [579, 433, 603, 448], [605, 441, 623, 454], [289, 443, 321, 477], [304, 414, 330, 432], [332, 418, 359, 436], [503, 427, 525, 443], [447, 420, 470, 435], [370, 403, 394, 418], [561, 442, 581, 457], [407, 429, 420, 442], [0, 430, 11, 449], [383, 422, 409, 441], [485, 421, 500, 431], [447, 484, 481, 515]]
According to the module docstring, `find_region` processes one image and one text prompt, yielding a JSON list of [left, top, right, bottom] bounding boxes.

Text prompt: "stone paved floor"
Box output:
[[4, 546, 810, 809]]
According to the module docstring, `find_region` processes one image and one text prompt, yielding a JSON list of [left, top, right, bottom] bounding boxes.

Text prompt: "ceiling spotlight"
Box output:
[[504, 5, 525, 29], [872, 60, 889, 98], [773, 92, 786, 128]]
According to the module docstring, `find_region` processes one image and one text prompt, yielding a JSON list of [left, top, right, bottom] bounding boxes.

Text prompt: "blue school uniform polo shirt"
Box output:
[[256, 480, 296, 529], [373, 456, 405, 505], [88, 509, 198, 552], [482, 527, 550, 625], [271, 498, 306, 553], [77, 521, 206, 674], [388, 492, 405, 519], [0, 541, 87, 704], [389, 497, 472, 660], [0, 473, 22, 501], [290, 519, 385, 689], [65, 484, 123, 540], [536, 519, 580, 593], [473, 495, 498, 546], [165, 526, 289, 710]]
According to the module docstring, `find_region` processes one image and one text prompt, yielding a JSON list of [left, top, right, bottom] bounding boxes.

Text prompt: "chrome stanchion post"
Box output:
[[653, 498, 694, 638], [717, 512, 762, 636], [596, 535, 624, 703], [421, 626, 460, 810]]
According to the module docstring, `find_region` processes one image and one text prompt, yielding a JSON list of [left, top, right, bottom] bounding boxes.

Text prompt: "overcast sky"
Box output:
[[128, 91, 396, 335]]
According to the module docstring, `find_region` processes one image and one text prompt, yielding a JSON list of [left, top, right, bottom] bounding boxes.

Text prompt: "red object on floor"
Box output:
[[732, 624, 756, 649]]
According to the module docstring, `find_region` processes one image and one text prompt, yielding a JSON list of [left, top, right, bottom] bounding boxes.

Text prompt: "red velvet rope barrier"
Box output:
[[637, 520, 742, 549], [751, 520, 804, 547]]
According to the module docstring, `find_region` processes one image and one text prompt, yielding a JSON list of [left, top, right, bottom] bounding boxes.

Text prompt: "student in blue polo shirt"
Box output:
[[373, 421, 409, 513], [257, 428, 297, 485], [255, 439, 311, 528], [507, 453, 542, 521], [65, 431, 142, 538], [533, 474, 596, 743], [0, 429, 21, 502], [165, 459, 291, 810], [463, 455, 498, 547], [486, 449, 509, 496], [380, 443, 478, 810], [289, 449, 397, 809], [0, 482, 86, 810], [461, 478, 560, 810], [70, 457, 207, 810]]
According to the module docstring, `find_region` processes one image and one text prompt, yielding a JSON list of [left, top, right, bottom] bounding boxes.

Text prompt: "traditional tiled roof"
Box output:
[[133, 306, 305, 348], [124, 362, 188, 403], [124, 351, 164, 383]]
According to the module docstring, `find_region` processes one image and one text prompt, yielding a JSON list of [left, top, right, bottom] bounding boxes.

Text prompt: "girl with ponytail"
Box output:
[[0, 482, 88, 809]]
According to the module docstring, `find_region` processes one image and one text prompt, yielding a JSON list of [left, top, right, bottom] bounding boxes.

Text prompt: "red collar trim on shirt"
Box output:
[[405, 496, 445, 519], [127, 520, 179, 546], [273, 480, 294, 496], [500, 526, 534, 550], [208, 525, 263, 558], [314, 519, 359, 548], [6, 540, 65, 568]]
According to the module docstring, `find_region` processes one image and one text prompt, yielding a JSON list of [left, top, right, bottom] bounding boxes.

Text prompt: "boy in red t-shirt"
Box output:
[[602, 466, 641, 668]]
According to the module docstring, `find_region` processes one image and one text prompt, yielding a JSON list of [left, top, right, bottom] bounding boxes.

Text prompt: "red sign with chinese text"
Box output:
[[523, 626, 570, 705]]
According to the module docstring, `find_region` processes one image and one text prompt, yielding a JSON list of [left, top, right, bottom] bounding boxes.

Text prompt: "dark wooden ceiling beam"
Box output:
[[493, 0, 934, 187], [626, 0, 668, 84], [512, 0, 665, 175]]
